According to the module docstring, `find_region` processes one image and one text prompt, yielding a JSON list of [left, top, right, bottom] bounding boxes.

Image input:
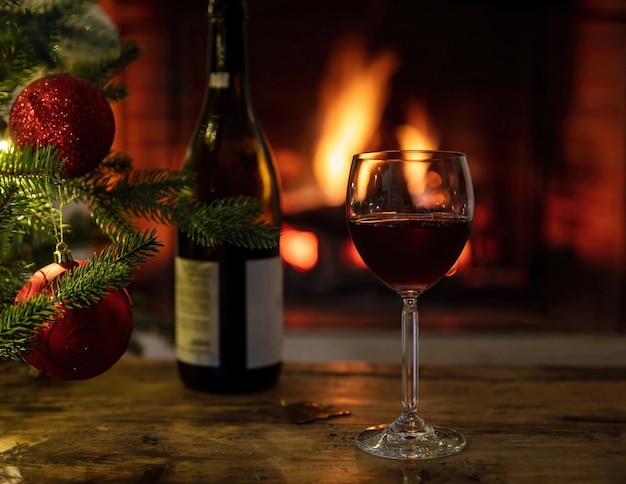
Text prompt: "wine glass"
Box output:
[[346, 150, 474, 460]]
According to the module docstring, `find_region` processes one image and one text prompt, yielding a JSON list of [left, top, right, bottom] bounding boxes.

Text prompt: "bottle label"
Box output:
[[209, 72, 229, 88], [175, 257, 220, 366], [246, 256, 283, 368], [175, 255, 283, 368]]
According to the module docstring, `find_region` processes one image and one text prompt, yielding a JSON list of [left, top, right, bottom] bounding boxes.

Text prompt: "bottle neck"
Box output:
[[207, 0, 248, 82]]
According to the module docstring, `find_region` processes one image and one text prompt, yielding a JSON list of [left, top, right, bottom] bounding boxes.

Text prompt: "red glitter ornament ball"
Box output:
[[8, 74, 115, 178], [16, 250, 133, 381]]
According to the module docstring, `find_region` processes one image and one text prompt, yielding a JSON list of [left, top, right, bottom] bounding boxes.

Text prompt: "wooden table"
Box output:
[[0, 359, 624, 483]]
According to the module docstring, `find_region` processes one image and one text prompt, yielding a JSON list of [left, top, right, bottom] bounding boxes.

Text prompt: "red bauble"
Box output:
[[8, 74, 115, 178], [16, 258, 134, 381]]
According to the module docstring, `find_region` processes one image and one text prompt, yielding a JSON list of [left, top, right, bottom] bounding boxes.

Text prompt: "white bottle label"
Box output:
[[246, 257, 283, 368], [175, 255, 283, 368], [175, 257, 220, 366]]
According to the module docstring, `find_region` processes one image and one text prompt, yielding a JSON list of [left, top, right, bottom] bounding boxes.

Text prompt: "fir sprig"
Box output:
[[0, 264, 25, 305], [0, 145, 75, 249], [0, 142, 66, 177], [180, 196, 280, 250], [1, 2, 70, 110], [70, 39, 141, 99], [52, 229, 162, 310], [0, 294, 56, 360], [84, 166, 192, 236], [0, 7, 57, 109]]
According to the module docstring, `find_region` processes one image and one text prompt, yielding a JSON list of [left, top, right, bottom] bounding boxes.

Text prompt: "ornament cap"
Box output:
[[53, 242, 74, 264]]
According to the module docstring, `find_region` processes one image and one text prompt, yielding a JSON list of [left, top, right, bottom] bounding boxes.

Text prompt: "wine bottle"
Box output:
[[175, 0, 283, 393]]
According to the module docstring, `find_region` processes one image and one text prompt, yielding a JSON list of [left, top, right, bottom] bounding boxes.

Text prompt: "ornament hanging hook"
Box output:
[[53, 241, 73, 264], [44, 177, 78, 248]]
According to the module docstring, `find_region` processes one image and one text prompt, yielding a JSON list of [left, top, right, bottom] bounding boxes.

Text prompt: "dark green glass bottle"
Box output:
[[176, 0, 282, 393]]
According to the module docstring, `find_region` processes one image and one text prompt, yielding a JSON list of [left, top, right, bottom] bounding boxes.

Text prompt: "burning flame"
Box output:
[[396, 100, 439, 151], [280, 224, 319, 272], [312, 37, 398, 207]]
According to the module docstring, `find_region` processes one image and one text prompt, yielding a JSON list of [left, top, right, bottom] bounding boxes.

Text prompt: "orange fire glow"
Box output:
[[280, 224, 319, 272], [312, 37, 398, 207], [396, 100, 439, 151]]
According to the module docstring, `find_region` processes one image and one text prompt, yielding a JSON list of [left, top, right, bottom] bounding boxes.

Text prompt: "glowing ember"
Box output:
[[312, 37, 398, 207], [281, 224, 319, 272]]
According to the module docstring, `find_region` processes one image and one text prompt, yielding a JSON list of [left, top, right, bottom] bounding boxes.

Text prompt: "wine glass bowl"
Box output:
[[348, 150, 472, 296], [346, 150, 474, 459]]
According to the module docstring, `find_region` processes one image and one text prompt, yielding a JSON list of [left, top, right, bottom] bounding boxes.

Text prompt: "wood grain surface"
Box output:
[[0, 359, 624, 483]]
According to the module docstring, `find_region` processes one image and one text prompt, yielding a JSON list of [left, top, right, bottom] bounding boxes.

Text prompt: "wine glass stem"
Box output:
[[401, 296, 421, 422]]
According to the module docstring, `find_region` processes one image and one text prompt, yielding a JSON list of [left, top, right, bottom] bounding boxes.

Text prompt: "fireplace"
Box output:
[[102, 0, 626, 333]]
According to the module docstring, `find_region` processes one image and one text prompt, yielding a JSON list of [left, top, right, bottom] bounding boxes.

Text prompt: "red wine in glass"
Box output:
[[348, 213, 471, 294]]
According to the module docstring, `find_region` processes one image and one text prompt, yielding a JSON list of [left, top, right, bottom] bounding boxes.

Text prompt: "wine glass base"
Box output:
[[355, 423, 466, 460]]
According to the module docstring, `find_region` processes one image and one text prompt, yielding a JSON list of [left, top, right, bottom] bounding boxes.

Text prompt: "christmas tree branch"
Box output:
[[0, 294, 56, 360], [52, 229, 162, 310], [0, 143, 66, 178], [83, 165, 280, 249], [0, 145, 73, 249], [0, 183, 54, 266], [83, 166, 191, 236], [1, 0, 132, 113], [69, 39, 141, 99], [0, 6, 59, 109], [178, 196, 280, 250]]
